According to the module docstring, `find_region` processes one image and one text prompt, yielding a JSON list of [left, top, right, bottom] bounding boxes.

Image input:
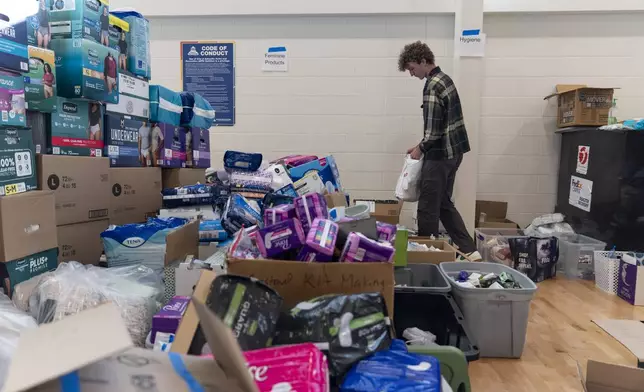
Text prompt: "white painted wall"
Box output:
[[148, 15, 455, 228], [479, 12, 644, 227]]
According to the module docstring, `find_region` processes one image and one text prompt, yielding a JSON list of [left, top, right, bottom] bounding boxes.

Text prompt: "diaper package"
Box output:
[[230, 169, 273, 192], [50, 98, 104, 156], [24, 46, 58, 113], [161, 184, 214, 209], [222, 193, 263, 235], [49, 0, 110, 43], [274, 293, 392, 377], [255, 218, 306, 259], [264, 204, 296, 226], [151, 122, 186, 168], [295, 193, 329, 233], [306, 218, 339, 257], [289, 156, 343, 194], [111, 10, 151, 79], [101, 217, 188, 274], [0, 71, 26, 128], [243, 344, 330, 392], [50, 38, 120, 104], [180, 92, 215, 129], [296, 245, 333, 262], [186, 127, 211, 168], [104, 113, 150, 167], [199, 220, 228, 242], [224, 150, 263, 172], [149, 85, 183, 126], [376, 221, 397, 242], [340, 232, 395, 263], [341, 340, 441, 392], [0, 12, 28, 73]]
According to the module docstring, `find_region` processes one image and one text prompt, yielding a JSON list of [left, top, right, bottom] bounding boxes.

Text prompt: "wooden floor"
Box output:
[[468, 278, 644, 392]]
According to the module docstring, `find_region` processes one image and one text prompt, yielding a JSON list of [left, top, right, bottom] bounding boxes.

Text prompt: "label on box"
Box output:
[[569, 175, 593, 212], [576, 145, 590, 175], [106, 94, 150, 119]]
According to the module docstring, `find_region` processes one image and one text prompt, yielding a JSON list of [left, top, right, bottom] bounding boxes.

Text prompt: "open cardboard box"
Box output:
[[580, 360, 644, 392], [4, 298, 258, 392], [354, 199, 403, 225], [475, 200, 520, 229], [407, 238, 457, 264], [544, 84, 617, 128], [164, 220, 200, 266]]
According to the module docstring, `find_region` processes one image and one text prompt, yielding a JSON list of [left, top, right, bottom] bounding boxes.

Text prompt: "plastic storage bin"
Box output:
[[394, 264, 451, 293], [556, 234, 606, 279], [475, 228, 527, 262], [439, 262, 537, 358]]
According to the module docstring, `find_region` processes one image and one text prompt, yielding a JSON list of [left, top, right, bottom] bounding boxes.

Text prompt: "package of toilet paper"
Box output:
[[306, 218, 339, 256], [274, 292, 392, 377], [224, 150, 263, 172], [340, 232, 395, 263], [149, 85, 183, 126], [180, 92, 215, 129], [294, 193, 329, 234], [255, 218, 306, 259]]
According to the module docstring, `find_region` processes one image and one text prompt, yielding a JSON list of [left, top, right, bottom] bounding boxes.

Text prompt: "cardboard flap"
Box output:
[[164, 220, 200, 266], [192, 298, 259, 392], [593, 319, 644, 362], [475, 200, 508, 220], [4, 303, 132, 392], [586, 360, 644, 392], [544, 84, 587, 100]]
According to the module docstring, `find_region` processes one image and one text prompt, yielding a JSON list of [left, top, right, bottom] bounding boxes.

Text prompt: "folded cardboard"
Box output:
[[580, 360, 644, 392], [407, 239, 457, 264], [162, 168, 206, 188], [0, 191, 57, 263], [475, 200, 520, 229], [37, 155, 110, 226], [593, 319, 644, 367], [354, 199, 403, 225], [109, 167, 162, 225], [325, 191, 349, 208], [163, 220, 200, 266], [544, 85, 616, 128], [0, 127, 37, 196], [57, 220, 109, 265], [4, 300, 258, 392], [0, 247, 58, 297]]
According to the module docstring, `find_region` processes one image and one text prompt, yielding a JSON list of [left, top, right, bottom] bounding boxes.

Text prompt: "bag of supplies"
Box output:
[[395, 155, 423, 202]]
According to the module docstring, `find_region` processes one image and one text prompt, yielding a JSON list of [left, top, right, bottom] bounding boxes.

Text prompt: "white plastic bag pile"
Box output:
[[395, 155, 423, 202]]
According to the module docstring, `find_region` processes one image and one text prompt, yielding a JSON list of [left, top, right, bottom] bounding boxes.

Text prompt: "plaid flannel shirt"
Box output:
[[419, 67, 471, 160]]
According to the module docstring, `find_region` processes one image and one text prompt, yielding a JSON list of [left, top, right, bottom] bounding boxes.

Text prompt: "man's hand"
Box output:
[[407, 145, 422, 160]]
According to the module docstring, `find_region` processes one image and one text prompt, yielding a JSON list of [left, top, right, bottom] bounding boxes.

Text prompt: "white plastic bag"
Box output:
[[395, 155, 423, 202]]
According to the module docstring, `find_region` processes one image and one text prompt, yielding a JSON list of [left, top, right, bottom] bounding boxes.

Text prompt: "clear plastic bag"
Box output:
[[12, 262, 163, 347], [395, 155, 423, 202], [0, 293, 37, 389]]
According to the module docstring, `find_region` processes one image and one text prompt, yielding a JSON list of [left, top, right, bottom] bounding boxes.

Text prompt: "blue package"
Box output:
[[624, 119, 644, 130], [0, 14, 29, 73], [199, 220, 228, 242], [149, 85, 183, 126], [111, 10, 151, 79], [146, 216, 188, 229], [180, 92, 215, 129], [224, 150, 263, 172], [341, 340, 441, 392], [104, 113, 151, 167], [289, 155, 343, 194], [162, 184, 214, 209], [275, 184, 298, 198], [222, 194, 262, 234]]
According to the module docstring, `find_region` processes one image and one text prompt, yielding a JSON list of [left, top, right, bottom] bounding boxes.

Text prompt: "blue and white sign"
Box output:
[[456, 29, 486, 57], [181, 41, 235, 126]]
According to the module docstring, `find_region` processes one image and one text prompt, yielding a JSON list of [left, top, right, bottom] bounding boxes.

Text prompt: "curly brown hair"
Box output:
[[398, 41, 435, 72]]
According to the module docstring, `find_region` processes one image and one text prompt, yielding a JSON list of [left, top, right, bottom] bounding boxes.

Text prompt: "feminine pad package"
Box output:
[[50, 38, 120, 104], [230, 169, 272, 192], [296, 245, 333, 262], [340, 340, 441, 392], [340, 232, 395, 263], [180, 92, 215, 129], [152, 122, 186, 168], [509, 236, 559, 282], [149, 85, 182, 126], [289, 155, 343, 194], [306, 218, 339, 256], [161, 184, 214, 209], [0, 71, 26, 128], [222, 193, 263, 235], [0, 15, 28, 73], [274, 292, 392, 377], [49, 0, 110, 43], [224, 150, 263, 172], [111, 10, 151, 79], [264, 204, 296, 226], [295, 193, 329, 233], [104, 113, 150, 167], [0, 128, 37, 195], [24, 46, 58, 113], [272, 155, 318, 169], [50, 98, 104, 156], [151, 295, 189, 344], [376, 221, 397, 242], [255, 218, 306, 259], [185, 127, 211, 168]]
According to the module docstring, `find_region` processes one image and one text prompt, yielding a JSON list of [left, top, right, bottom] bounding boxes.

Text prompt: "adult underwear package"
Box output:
[[296, 245, 333, 262], [151, 122, 186, 168], [107, 14, 129, 71], [199, 220, 227, 242], [274, 292, 392, 377], [101, 217, 188, 274], [106, 73, 150, 120], [255, 218, 306, 259], [27, 0, 50, 47], [49, 0, 110, 43], [230, 169, 272, 192], [0, 128, 37, 195], [50, 98, 104, 156], [509, 236, 559, 282], [340, 232, 395, 263], [162, 184, 214, 208], [149, 85, 182, 126], [111, 10, 151, 79], [0, 71, 26, 128], [294, 193, 329, 234], [0, 13, 28, 73], [224, 150, 263, 172], [341, 340, 441, 392], [186, 127, 211, 168], [289, 155, 343, 194], [180, 92, 215, 129], [376, 221, 396, 242], [24, 46, 58, 113], [306, 218, 339, 256], [104, 113, 150, 167], [26, 111, 49, 154], [222, 193, 263, 235]]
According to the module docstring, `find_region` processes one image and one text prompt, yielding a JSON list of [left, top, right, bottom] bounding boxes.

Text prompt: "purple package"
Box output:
[[256, 218, 306, 258], [186, 127, 211, 168], [263, 204, 296, 226], [151, 296, 190, 343], [294, 193, 328, 233], [152, 122, 186, 168], [306, 218, 338, 256], [340, 232, 395, 263], [296, 244, 333, 262], [376, 221, 397, 242]]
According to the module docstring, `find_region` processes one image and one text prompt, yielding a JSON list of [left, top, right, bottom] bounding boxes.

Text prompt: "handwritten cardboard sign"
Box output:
[[227, 258, 395, 315]]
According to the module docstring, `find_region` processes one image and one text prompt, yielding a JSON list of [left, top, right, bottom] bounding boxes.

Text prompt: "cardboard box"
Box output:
[[24, 46, 58, 113], [3, 300, 258, 392], [50, 38, 120, 104], [57, 220, 109, 265], [580, 360, 644, 392], [0, 16, 28, 73], [0, 70, 27, 128], [354, 199, 403, 225], [544, 85, 616, 128], [26, 111, 49, 154], [117, 12, 151, 79], [105, 72, 150, 119], [325, 191, 349, 208], [0, 128, 37, 196], [107, 14, 129, 71], [288, 155, 343, 193], [186, 127, 211, 168], [407, 239, 457, 264], [475, 200, 520, 229], [162, 168, 206, 188], [109, 167, 162, 225], [0, 248, 58, 297], [49, 0, 110, 43], [617, 255, 644, 305], [50, 98, 105, 156], [0, 191, 57, 263], [152, 122, 186, 168], [37, 155, 110, 226], [104, 112, 151, 167], [172, 270, 217, 353]]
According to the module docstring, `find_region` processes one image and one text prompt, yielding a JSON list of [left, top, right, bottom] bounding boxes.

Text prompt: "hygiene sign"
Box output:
[[181, 41, 236, 126]]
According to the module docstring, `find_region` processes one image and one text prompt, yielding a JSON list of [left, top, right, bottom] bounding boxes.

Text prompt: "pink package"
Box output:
[[376, 221, 397, 242], [263, 204, 297, 226], [273, 155, 319, 169], [255, 218, 306, 258], [294, 193, 328, 233], [340, 232, 395, 263], [306, 218, 338, 256]]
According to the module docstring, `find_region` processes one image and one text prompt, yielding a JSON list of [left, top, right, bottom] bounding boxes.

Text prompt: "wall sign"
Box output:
[[262, 46, 288, 72], [456, 29, 486, 57], [569, 175, 593, 212], [181, 41, 235, 126], [576, 145, 590, 175]]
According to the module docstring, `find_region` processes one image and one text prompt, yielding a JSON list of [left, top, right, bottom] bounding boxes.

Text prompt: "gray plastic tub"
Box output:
[[439, 262, 537, 358], [394, 264, 451, 293]]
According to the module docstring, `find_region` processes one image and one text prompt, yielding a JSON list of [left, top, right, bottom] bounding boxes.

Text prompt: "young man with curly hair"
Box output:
[[398, 41, 480, 260]]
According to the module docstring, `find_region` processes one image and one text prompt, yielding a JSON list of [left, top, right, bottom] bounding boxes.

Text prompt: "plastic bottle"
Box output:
[[608, 98, 618, 125]]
